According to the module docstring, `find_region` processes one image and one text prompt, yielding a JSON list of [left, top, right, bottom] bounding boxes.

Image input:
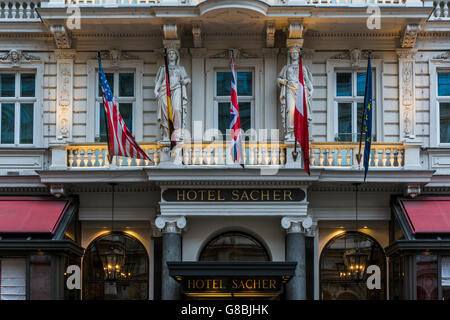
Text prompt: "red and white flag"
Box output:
[[230, 54, 244, 166], [98, 53, 151, 163], [295, 56, 310, 175]]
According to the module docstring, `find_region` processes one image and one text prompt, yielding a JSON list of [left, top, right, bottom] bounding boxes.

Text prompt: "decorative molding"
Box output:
[[0, 49, 40, 66], [404, 184, 422, 198], [281, 216, 312, 234], [192, 22, 202, 48], [209, 49, 257, 59], [56, 53, 74, 141], [154, 215, 186, 234], [163, 23, 179, 40], [49, 184, 66, 198], [309, 184, 404, 192], [287, 20, 303, 39], [307, 31, 399, 39], [397, 49, 417, 140], [329, 48, 377, 68], [50, 25, 72, 49], [69, 183, 159, 193], [433, 51, 450, 60], [97, 49, 139, 67], [262, 48, 279, 58], [400, 24, 420, 49], [265, 21, 275, 48]]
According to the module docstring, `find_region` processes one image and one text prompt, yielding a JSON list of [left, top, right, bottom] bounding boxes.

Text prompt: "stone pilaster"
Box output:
[[397, 49, 417, 141], [281, 216, 312, 300], [154, 216, 186, 300], [190, 48, 207, 128], [55, 49, 75, 143]]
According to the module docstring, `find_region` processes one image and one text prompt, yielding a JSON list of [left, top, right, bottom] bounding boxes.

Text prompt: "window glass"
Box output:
[[119, 73, 134, 97], [20, 103, 33, 144], [1, 103, 14, 144], [357, 72, 367, 96], [119, 103, 133, 133], [0, 258, 26, 300], [98, 72, 114, 97], [0, 74, 15, 97], [199, 232, 270, 262], [218, 102, 250, 135], [438, 72, 450, 96], [357, 102, 364, 135], [338, 103, 352, 141], [442, 256, 450, 300], [216, 72, 252, 96], [440, 102, 450, 143], [336, 73, 352, 96], [416, 255, 438, 300], [99, 103, 107, 142], [20, 74, 35, 97]]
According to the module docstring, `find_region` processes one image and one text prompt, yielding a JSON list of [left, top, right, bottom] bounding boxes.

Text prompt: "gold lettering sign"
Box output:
[[183, 277, 281, 293], [164, 189, 305, 202]]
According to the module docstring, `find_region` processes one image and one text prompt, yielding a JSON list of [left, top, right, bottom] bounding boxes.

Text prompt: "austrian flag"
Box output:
[[97, 53, 151, 163], [295, 55, 310, 175]]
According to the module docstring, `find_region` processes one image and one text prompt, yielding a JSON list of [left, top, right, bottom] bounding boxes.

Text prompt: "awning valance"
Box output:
[[0, 197, 70, 235], [399, 197, 450, 234]]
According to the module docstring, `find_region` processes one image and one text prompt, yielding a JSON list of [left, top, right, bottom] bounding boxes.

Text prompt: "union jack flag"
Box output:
[[230, 53, 245, 167], [97, 53, 151, 163]]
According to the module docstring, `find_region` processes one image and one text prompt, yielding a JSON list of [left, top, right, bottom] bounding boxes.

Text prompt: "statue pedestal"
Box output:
[[284, 138, 303, 169], [158, 140, 183, 168]]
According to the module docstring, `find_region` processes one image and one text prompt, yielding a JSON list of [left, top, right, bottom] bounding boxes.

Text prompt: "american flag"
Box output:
[[97, 53, 151, 163], [295, 55, 310, 175], [230, 53, 244, 167]]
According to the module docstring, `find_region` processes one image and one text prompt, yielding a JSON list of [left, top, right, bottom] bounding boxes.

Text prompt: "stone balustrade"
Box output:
[[59, 141, 418, 170], [0, 0, 42, 21], [59, 0, 410, 5], [431, 1, 450, 19]]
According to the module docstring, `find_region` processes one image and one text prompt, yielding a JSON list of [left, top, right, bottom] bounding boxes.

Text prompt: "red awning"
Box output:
[[0, 197, 69, 234], [400, 197, 450, 234]]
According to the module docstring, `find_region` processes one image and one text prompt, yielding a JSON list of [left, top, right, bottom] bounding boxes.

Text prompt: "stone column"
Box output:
[[154, 216, 186, 300], [281, 216, 312, 300]]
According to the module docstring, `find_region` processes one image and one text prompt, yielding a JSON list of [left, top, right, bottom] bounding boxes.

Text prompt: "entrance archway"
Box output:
[[83, 232, 149, 300], [320, 231, 386, 300]]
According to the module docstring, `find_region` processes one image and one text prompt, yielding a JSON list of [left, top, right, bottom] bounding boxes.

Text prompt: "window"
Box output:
[[416, 255, 438, 300], [0, 258, 26, 300], [199, 232, 270, 262], [215, 70, 253, 136], [0, 72, 35, 145], [334, 71, 375, 142], [83, 232, 149, 300], [96, 71, 135, 142], [442, 256, 450, 300], [437, 72, 450, 144]]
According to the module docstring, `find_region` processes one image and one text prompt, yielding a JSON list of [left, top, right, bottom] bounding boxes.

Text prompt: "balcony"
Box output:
[[55, 141, 420, 170], [0, 0, 43, 21], [54, 0, 414, 6]]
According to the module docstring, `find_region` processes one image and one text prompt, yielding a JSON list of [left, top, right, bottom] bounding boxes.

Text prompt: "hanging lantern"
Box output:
[[344, 248, 368, 281], [100, 236, 126, 281]]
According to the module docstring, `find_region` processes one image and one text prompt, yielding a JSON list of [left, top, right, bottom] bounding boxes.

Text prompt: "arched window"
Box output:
[[320, 231, 386, 300], [199, 232, 270, 262], [83, 232, 148, 300]]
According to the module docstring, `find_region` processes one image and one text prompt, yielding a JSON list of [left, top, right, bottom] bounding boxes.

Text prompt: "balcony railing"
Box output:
[[0, 0, 42, 21], [62, 141, 413, 170], [59, 0, 411, 6], [430, 1, 450, 20]]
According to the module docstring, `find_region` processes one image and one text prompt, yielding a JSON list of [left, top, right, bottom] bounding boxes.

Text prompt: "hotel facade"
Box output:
[[0, 0, 449, 300]]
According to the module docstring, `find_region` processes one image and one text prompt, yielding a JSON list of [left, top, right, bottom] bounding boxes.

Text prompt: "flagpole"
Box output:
[[98, 51, 113, 165], [357, 50, 372, 166]]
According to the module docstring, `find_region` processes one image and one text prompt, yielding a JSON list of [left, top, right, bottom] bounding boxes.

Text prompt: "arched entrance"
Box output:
[[320, 231, 386, 300], [83, 232, 149, 300]]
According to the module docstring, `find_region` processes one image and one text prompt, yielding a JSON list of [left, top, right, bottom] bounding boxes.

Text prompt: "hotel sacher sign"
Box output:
[[162, 189, 306, 202]]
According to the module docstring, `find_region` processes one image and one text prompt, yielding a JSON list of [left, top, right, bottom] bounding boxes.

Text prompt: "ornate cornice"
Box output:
[[50, 25, 72, 49], [400, 24, 421, 49], [265, 21, 275, 48], [192, 22, 202, 48]]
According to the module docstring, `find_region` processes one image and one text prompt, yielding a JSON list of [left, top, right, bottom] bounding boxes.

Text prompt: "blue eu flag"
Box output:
[[362, 55, 373, 181]]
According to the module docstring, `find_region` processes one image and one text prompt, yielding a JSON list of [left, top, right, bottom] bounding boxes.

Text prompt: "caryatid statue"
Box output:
[[154, 48, 191, 141], [277, 47, 313, 141]]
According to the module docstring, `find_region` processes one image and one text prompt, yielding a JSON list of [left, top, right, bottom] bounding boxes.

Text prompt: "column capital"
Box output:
[[281, 216, 312, 234], [155, 216, 186, 234]]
